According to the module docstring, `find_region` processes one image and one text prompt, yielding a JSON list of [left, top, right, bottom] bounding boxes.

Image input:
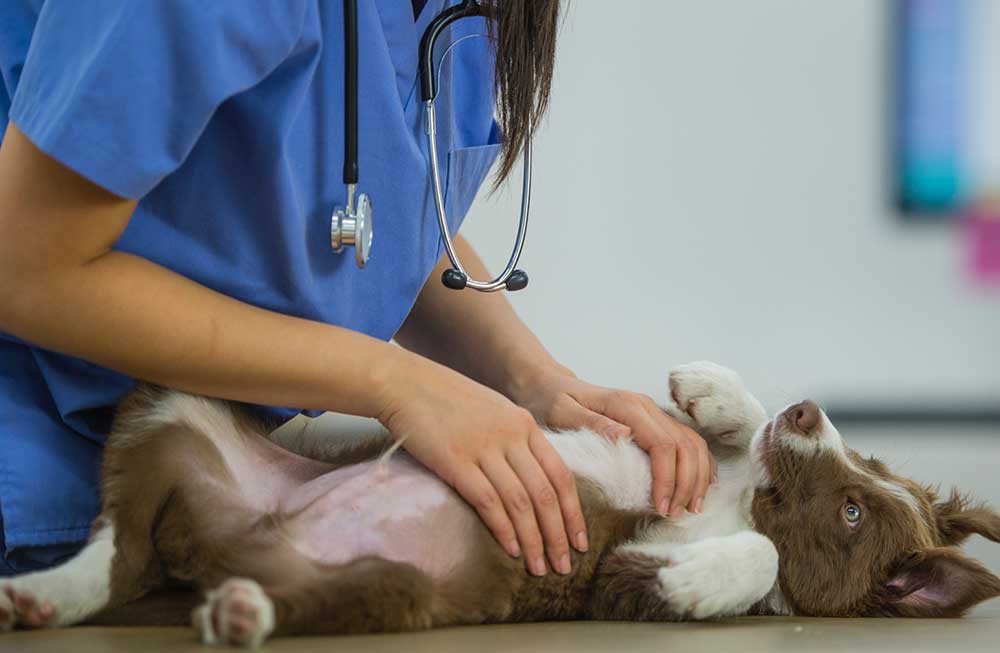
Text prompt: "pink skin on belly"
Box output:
[[281, 456, 481, 579], [223, 436, 479, 581]]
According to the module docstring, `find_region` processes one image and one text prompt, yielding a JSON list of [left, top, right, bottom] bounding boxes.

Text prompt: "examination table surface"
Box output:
[[1, 603, 997, 653]]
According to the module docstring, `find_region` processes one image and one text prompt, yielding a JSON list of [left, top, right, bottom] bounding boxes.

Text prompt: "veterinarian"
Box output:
[[0, 1, 713, 577]]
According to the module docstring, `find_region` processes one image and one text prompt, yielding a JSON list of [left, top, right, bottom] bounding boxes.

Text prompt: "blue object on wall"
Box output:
[[896, 0, 966, 214]]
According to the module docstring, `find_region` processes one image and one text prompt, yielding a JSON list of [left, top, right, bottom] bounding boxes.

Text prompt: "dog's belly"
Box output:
[[275, 454, 481, 580]]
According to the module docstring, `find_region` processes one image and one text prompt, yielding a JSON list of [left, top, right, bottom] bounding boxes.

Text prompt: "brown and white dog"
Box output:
[[1, 362, 998, 646]]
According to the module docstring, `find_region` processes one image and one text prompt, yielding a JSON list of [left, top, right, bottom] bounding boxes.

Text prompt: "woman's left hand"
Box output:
[[511, 367, 716, 517]]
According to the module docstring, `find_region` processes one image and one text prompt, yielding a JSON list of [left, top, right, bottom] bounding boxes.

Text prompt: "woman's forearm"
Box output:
[[2, 249, 415, 417], [396, 235, 572, 404]]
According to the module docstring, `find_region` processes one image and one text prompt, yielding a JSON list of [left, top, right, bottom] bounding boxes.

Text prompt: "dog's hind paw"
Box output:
[[0, 582, 57, 631], [667, 362, 767, 448], [193, 578, 275, 648]]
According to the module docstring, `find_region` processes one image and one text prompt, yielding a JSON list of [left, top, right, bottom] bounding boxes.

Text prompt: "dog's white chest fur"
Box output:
[[548, 430, 755, 544]]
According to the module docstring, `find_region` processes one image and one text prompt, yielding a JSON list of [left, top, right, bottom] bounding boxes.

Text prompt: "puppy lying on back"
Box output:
[[1, 362, 998, 646]]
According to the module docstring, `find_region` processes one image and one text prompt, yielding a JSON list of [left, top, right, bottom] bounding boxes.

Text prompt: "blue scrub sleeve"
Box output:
[[8, 0, 307, 199]]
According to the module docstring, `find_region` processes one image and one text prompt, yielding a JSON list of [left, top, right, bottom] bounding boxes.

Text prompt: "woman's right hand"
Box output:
[[376, 351, 588, 577]]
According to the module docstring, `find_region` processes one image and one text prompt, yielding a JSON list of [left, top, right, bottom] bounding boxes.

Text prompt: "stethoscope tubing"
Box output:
[[419, 0, 531, 291], [425, 101, 531, 292]]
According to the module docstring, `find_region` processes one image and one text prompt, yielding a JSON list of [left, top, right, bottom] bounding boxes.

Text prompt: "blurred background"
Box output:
[[460, 1, 1000, 568]]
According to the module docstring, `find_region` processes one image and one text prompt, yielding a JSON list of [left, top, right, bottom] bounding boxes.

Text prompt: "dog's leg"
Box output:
[[591, 531, 778, 621], [192, 558, 450, 647], [0, 390, 241, 631], [0, 425, 188, 631], [266, 416, 392, 466], [664, 362, 767, 450], [0, 521, 116, 629]]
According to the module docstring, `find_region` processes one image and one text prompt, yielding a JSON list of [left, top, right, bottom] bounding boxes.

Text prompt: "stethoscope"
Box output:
[[331, 0, 531, 292]]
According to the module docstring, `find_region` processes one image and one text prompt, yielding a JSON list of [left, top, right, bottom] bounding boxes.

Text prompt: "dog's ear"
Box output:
[[871, 548, 1000, 617], [934, 489, 1000, 546]]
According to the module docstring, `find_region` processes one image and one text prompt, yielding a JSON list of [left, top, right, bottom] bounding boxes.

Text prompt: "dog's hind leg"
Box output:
[[192, 558, 458, 646], [0, 388, 231, 630], [0, 519, 116, 630], [0, 432, 187, 630]]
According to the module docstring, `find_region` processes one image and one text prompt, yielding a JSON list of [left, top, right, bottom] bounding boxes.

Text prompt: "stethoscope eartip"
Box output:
[[504, 269, 529, 292], [441, 268, 469, 290]]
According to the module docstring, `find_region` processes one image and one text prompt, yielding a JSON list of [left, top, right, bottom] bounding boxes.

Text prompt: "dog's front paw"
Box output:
[[667, 362, 766, 448], [0, 581, 58, 631], [193, 578, 275, 648], [657, 533, 777, 619]]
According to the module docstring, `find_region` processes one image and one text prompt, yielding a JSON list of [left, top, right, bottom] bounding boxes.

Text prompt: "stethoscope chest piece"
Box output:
[[331, 190, 372, 268]]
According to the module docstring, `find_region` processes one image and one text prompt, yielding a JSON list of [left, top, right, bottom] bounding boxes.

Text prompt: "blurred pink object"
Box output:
[[965, 201, 1000, 286]]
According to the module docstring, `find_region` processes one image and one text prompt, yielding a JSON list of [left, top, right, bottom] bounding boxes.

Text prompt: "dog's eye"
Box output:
[[844, 502, 862, 524]]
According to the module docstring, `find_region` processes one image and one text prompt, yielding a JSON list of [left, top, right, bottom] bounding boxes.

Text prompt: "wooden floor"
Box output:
[[2, 603, 997, 653]]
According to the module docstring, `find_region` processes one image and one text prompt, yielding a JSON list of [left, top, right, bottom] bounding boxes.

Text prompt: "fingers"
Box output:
[[451, 465, 521, 560], [528, 430, 589, 553], [648, 407, 712, 515], [665, 434, 699, 516], [505, 445, 573, 576], [580, 410, 631, 440], [589, 389, 714, 516], [653, 406, 714, 517], [552, 397, 630, 439], [480, 456, 548, 576], [691, 435, 711, 513], [646, 440, 677, 515], [597, 395, 682, 513]]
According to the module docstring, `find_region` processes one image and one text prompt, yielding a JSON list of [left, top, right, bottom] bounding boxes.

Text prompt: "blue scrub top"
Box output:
[[0, 0, 501, 569]]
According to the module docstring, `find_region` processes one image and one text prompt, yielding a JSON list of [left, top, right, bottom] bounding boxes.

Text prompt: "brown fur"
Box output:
[[84, 385, 671, 634], [25, 385, 999, 639], [750, 415, 1000, 618]]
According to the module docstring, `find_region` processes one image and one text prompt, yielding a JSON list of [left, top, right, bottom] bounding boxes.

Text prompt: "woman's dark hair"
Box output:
[[483, 0, 562, 187]]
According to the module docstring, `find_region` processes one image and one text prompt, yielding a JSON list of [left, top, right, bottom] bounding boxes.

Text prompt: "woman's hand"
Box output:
[[376, 351, 587, 577], [511, 367, 716, 517]]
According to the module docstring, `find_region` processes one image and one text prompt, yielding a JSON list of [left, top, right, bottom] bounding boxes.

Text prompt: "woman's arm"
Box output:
[[0, 124, 582, 577], [395, 235, 565, 403], [397, 236, 715, 517], [0, 124, 397, 416]]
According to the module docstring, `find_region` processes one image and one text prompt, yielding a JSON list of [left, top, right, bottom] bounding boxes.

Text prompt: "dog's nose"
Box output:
[[788, 400, 821, 434]]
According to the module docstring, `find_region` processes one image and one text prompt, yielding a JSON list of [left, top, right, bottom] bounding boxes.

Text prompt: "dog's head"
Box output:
[[749, 401, 1000, 617]]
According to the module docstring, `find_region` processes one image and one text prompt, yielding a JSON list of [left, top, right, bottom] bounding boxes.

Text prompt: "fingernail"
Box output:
[[658, 498, 671, 515], [558, 554, 572, 575], [532, 557, 547, 577], [694, 497, 704, 513], [508, 539, 521, 558], [670, 506, 685, 518], [575, 531, 589, 552]]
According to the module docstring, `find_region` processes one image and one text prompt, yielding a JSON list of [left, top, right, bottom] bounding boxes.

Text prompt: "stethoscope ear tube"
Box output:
[[419, 0, 531, 292], [426, 99, 532, 292], [418, 0, 485, 103]]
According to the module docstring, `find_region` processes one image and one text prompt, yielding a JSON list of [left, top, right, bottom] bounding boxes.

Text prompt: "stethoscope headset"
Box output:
[[331, 0, 531, 292]]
